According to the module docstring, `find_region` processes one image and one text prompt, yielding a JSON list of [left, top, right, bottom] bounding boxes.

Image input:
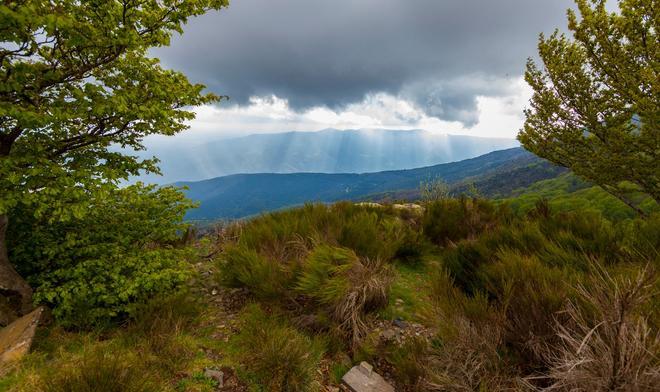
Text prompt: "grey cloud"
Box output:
[[155, 0, 574, 126]]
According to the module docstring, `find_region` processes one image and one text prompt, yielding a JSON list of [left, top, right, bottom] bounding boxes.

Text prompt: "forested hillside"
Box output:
[[179, 148, 565, 220]]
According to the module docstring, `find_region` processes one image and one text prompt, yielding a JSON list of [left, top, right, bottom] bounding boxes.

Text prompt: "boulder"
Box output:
[[0, 307, 44, 364], [342, 362, 394, 392]]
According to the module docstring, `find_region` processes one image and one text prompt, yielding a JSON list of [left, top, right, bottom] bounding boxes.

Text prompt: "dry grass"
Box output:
[[332, 258, 393, 348], [422, 269, 513, 391], [534, 264, 660, 391], [425, 315, 511, 392]]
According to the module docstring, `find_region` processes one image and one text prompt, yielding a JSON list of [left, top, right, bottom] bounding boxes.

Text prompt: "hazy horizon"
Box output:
[[132, 128, 520, 184]]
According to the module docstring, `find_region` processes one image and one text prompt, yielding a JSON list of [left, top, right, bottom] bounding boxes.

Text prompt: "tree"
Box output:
[[0, 0, 228, 323], [519, 0, 658, 216]]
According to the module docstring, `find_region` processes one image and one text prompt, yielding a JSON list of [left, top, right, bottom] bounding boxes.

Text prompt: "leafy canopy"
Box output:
[[518, 0, 659, 214], [8, 184, 196, 327], [0, 0, 227, 324], [0, 0, 228, 219]]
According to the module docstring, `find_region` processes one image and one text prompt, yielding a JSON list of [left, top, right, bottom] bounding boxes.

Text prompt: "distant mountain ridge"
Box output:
[[179, 147, 565, 220], [138, 129, 519, 183]]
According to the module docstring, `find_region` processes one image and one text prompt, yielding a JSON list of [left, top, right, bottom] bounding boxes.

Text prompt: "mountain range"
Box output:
[[137, 129, 519, 183], [179, 147, 566, 221]]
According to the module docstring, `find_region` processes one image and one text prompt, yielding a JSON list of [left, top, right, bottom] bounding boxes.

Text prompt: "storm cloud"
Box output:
[[154, 0, 574, 126]]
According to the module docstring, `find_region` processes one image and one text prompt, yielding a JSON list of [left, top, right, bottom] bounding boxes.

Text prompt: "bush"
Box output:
[[386, 337, 429, 388], [233, 305, 324, 391], [218, 244, 292, 299], [9, 184, 194, 328], [538, 211, 623, 264], [539, 265, 660, 391], [393, 226, 426, 265], [297, 246, 393, 347], [423, 198, 509, 245], [441, 240, 492, 295], [338, 211, 405, 261], [479, 250, 572, 368], [426, 269, 512, 391]]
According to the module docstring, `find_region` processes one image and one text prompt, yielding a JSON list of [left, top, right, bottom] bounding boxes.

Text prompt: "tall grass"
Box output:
[[210, 199, 659, 389], [539, 265, 660, 391], [233, 304, 324, 391]]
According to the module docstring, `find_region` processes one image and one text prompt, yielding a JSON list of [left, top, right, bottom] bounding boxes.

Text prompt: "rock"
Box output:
[[393, 318, 407, 329], [393, 203, 424, 210], [204, 368, 224, 387], [381, 329, 397, 341], [355, 202, 382, 208], [0, 307, 45, 364], [342, 362, 394, 392]]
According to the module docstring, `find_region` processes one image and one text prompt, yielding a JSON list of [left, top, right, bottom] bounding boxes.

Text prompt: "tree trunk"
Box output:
[[0, 214, 33, 326]]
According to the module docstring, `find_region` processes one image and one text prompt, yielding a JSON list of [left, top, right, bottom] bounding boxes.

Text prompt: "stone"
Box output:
[[380, 328, 397, 341], [342, 362, 394, 392], [204, 368, 224, 387], [0, 307, 44, 364], [393, 318, 407, 329]]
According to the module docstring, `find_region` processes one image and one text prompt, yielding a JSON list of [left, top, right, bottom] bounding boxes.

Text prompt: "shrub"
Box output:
[[233, 304, 324, 391], [217, 245, 292, 299], [393, 226, 426, 265], [297, 246, 393, 347], [620, 214, 660, 259], [423, 198, 506, 245], [479, 250, 571, 369], [538, 211, 623, 264], [539, 265, 660, 391], [441, 240, 492, 295], [9, 184, 194, 328], [387, 337, 429, 388], [426, 270, 511, 391], [338, 211, 391, 260]]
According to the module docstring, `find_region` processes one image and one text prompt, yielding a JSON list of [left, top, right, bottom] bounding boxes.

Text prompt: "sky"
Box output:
[[152, 0, 577, 141]]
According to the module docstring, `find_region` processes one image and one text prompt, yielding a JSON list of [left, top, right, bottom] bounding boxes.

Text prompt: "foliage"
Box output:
[[425, 269, 511, 391], [8, 184, 195, 328], [3, 199, 658, 391], [232, 304, 324, 392], [519, 0, 659, 214], [420, 177, 450, 202], [504, 173, 659, 221], [480, 250, 571, 368], [0, 0, 227, 216], [0, 0, 228, 319], [422, 197, 509, 245]]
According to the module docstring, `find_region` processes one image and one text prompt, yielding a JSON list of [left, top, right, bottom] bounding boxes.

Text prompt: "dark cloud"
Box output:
[[154, 0, 574, 126]]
